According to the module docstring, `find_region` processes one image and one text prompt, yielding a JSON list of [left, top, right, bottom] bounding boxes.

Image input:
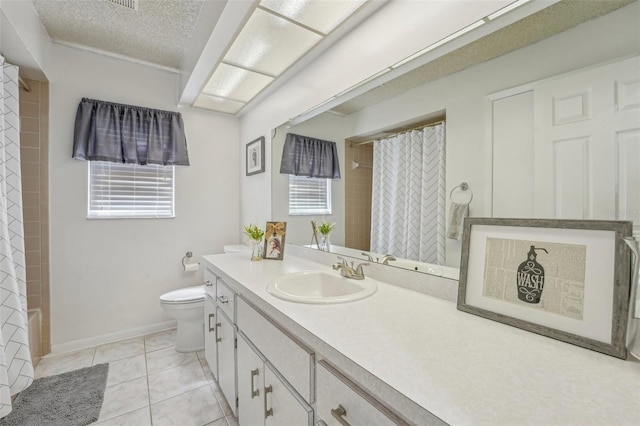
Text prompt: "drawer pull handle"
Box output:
[[208, 314, 215, 332], [250, 368, 260, 398], [331, 405, 351, 426], [217, 295, 229, 304], [204, 280, 214, 287], [264, 385, 273, 418], [216, 322, 222, 342]]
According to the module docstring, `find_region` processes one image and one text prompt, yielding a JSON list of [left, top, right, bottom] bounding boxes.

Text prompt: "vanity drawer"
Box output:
[[203, 268, 217, 298], [216, 277, 236, 321], [316, 360, 408, 426], [237, 297, 314, 403]]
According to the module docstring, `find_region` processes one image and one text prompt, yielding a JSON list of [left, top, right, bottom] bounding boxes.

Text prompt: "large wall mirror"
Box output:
[[270, 1, 640, 281]]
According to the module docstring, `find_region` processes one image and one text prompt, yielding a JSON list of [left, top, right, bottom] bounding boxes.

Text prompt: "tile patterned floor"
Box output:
[[35, 329, 239, 426]]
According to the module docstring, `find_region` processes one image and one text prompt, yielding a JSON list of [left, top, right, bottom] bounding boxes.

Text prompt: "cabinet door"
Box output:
[[316, 361, 403, 426], [264, 364, 312, 426], [204, 294, 218, 380], [237, 334, 265, 426], [217, 308, 237, 415]]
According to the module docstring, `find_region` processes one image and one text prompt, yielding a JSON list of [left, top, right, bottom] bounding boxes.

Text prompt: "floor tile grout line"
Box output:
[[145, 336, 154, 426]]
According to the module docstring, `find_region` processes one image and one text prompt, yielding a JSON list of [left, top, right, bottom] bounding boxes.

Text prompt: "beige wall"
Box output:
[[20, 78, 51, 356], [344, 144, 372, 251]]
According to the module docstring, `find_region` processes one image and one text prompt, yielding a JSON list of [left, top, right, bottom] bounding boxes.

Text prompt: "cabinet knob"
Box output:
[[217, 295, 229, 304], [331, 404, 351, 426], [250, 368, 260, 398], [216, 322, 222, 342], [204, 280, 214, 287], [264, 385, 273, 418]]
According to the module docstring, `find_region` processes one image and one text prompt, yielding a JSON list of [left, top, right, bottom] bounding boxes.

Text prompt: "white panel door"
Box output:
[[533, 56, 640, 235], [492, 91, 535, 217]]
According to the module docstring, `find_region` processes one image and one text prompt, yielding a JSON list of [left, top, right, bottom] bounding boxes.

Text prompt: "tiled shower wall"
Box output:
[[344, 143, 373, 251], [19, 78, 50, 356]]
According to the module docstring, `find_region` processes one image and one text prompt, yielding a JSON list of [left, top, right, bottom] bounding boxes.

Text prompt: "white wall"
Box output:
[[241, 2, 640, 268], [271, 114, 346, 247], [49, 45, 240, 350]]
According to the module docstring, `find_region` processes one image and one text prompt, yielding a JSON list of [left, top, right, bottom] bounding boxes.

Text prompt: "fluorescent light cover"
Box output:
[[193, 94, 245, 114], [202, 63, 274, 102], [487, 0, 532, 20], [260, 0, 366, 34], [223, 8, 322, 76]]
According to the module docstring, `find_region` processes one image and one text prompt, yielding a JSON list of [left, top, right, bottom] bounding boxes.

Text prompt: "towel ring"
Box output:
[[450, 182, 473, 204]]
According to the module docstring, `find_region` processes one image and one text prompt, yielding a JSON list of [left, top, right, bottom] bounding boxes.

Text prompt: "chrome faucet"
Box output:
[[361, 252, 374, 262], [333, 256, 369, 280], [378, 254, 397, 265]]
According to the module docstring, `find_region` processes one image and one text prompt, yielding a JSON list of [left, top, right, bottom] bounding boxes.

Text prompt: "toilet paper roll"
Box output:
[[184, 263, 199, 272]]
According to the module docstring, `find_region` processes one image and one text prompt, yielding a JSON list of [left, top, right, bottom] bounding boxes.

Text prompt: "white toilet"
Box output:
[[159, 285, 205, 352]]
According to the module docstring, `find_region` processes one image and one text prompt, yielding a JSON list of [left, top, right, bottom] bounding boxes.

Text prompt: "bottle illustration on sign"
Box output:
[[516, 245, 549, 304]]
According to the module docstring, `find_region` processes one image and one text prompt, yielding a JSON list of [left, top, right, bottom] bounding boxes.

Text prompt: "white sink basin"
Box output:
[[267, 271, 378, 304]]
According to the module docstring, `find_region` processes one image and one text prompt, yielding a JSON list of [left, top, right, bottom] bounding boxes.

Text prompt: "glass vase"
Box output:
[[320, 234, 331, 252], [250, 240, 263, 261]]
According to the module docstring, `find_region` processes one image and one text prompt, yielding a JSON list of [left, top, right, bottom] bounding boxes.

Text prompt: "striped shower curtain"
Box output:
[[370, 123, 446, 264], [0, 56, 33, 418]]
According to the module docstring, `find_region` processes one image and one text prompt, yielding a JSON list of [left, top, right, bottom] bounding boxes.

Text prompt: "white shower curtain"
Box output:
[[370, 123, 446, 264], [0, 56, 33, 418]]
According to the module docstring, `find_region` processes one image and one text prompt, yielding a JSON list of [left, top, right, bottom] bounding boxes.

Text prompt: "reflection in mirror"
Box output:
[[271, 1, 639, 281]]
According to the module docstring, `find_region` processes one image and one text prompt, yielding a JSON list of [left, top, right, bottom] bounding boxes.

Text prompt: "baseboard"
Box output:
[[49, 320, 177, 355]]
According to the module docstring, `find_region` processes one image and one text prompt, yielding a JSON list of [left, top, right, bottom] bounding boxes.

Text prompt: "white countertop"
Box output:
[[203, 253, 640, 425]]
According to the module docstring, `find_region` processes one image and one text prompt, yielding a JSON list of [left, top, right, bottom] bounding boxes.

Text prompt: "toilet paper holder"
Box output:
[[181, 251, 200, 271]]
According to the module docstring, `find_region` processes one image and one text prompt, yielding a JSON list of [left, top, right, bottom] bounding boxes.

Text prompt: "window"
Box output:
[[288, 175, 332, 215], [88, 161, 175, 219]]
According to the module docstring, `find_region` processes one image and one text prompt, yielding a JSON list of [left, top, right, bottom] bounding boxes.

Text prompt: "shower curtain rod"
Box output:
[[351, 119, 445, 147]]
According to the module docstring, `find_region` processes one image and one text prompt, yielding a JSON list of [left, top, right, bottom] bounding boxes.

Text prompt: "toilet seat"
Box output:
[[159, 286, 205, 304]]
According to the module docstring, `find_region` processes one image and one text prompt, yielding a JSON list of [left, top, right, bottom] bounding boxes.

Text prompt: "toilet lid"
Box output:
[[159, 286, 205, 303]]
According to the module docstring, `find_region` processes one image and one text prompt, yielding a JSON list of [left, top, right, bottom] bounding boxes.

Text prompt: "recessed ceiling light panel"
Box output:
[[223, 8, 322, 76], [193, 94, 246, 114], [260, 0, 366, 34], [203, 63, 274, 102]]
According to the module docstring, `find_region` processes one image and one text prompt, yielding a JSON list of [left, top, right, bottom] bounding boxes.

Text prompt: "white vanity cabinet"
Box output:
[[316, 360, 407, 426], [237, 297, 315, 403], [217, 308, 237, 416], [204, 293, 218, 380], [237, 332, 313, 426], [204, 269, 238, 415]]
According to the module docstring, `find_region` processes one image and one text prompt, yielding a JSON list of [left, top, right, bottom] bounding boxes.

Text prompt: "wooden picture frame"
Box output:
[[246, 136, 265, 176], [457, 218, 632, 359], [264, 221, 287, 260]]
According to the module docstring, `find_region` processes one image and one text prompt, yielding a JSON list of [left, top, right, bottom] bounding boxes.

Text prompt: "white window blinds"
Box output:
[[88, 161, 175, 219], [288, 175, 332, 215]]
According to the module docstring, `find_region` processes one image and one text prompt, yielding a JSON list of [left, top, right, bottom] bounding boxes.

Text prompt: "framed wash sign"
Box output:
[[457, 218, 632, 359]]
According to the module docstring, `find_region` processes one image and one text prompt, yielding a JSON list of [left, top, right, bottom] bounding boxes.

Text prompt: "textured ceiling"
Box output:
[[331, 0, 635, 116], [32, 0, 204, 69]]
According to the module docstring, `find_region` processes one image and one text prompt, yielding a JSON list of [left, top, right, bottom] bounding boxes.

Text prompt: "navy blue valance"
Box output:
[[72, 98, 190, 166], [280, 133, 341, 179]]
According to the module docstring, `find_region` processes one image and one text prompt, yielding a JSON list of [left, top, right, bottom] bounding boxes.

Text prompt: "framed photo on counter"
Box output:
[[457, 218, 632, 359], [264, 221, 287, 260]]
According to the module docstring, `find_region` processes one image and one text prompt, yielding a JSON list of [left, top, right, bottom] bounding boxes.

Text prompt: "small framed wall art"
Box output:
[[264, 221, 287, 260], [246, 136, 265, 176], [457, 218, 632, 359]]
